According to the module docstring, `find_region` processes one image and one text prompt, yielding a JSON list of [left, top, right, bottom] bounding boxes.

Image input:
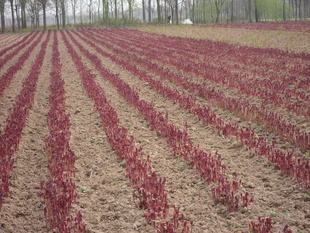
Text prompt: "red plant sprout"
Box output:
[[85, 28, 309, 152], [0, 31, 35, 56], [282, 225, 293, 233], [73, 28, 310, 189], [249, 217, 273, 233], [40, 31, 86, 233], [61, 31, 191, 233], [65, 30, 253, 212], [0, 31, 50, 209], [0, 32, 44, 98], [249, 217, 294, 233]]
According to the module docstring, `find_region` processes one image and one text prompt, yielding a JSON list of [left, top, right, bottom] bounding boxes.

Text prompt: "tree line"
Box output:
[[0, 0, 309, 33]]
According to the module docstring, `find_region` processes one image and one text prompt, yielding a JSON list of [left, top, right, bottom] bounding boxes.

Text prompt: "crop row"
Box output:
[[131, 33, 309, 108], [108, 29, 309, 117], [121, 29, 309, 98], [67, 30, 253, 212], [125, 28, 310, 69], [0, 31, 50, 209], [117, 28, 309, 84], [0, 34, 10, 42], [75, 29, 310, 189], [61, 31, 191, 233], [40, 32, 86, 233], [0, 32, 38, 69], [0, 32, 44, 97], [0, 32, 34, 57], [85, 28, 309, 152]]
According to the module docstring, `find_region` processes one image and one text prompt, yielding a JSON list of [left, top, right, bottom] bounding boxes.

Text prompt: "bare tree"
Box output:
[[9, 0, 15, 32], [214, 0, 225, 23], [121, 0, 124, 19], [38, 0, 48, 30], [248, 0, 252, 22], [114, 0, 117, 19], [53, 0, 59, 29], [15, 2, 20, 30], [60, 0, 65, 27], [20, 0, 27, 28], [71, 0, 77, 24], [127, 0, 133, 20], [142, 0, 145, 22], [88, 0, 92, 23], [175, 0, 178, 24], [254, 0, 258, 22], [148, 0, 151, 22], [156, 0, 161, 22], [0, 0, 5, 33]]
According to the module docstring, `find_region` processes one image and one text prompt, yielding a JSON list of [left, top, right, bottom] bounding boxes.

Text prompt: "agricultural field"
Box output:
[[0, 24, 309, 233]]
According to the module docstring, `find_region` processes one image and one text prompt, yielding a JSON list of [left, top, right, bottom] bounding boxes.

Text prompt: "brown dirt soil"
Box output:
[[0, 34, 52, 233], [0, 33, 44, 133], [138, 25, 310, 53], [69, 32, 310, 233], [58, 33, 154, 233], [0, 34, 21, 47]]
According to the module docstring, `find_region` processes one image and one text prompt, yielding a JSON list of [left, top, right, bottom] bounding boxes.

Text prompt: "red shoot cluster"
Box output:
[[61, 31, 191, 233], [40, 32, 86, 233], [77, 28, 310, 189], [67, 30, 253, 212], [118, 28, 310, 118], [249, 217, 293, 233], [0, 32, 38, 69], [0, 32, 44, 97], [0, 32, 34, 56], [0, 31, 50, 209], [85, 28, 309, 152]]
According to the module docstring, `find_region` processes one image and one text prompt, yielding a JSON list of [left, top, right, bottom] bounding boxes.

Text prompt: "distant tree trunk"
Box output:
[[156, 0, 161, 22], [148, 0, 151, 22], [283, 0, 286, 21], [128, 0, 132, 20], [61, 0, 66, 27], [102, 0, 105, 19], [9, 0, 15, 32], [175, 0, 178, 24], [203, 0, 206, 23], [114, 0, 117, 19], [248, 0, 252, 22], [192, 0, 195, 23], [215, 2, 220, 23], [142, 0, 146, 22], [72, 0, 77, 24], [121, 0, 124, 19], [164, 0, 167, 22], [231, 0, 234, 22], [298, 0, 302, 19], [0, 0, 5, 33], [55, 0, 60, 29], [294, 0, 298, 20], [15, 4, 20, 30], [42, 3, 47, 30], [36, 2, 40, 28], [21, 1, 27, 28], [254, 0, 258, 22], [170, 4, 174, 22]]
